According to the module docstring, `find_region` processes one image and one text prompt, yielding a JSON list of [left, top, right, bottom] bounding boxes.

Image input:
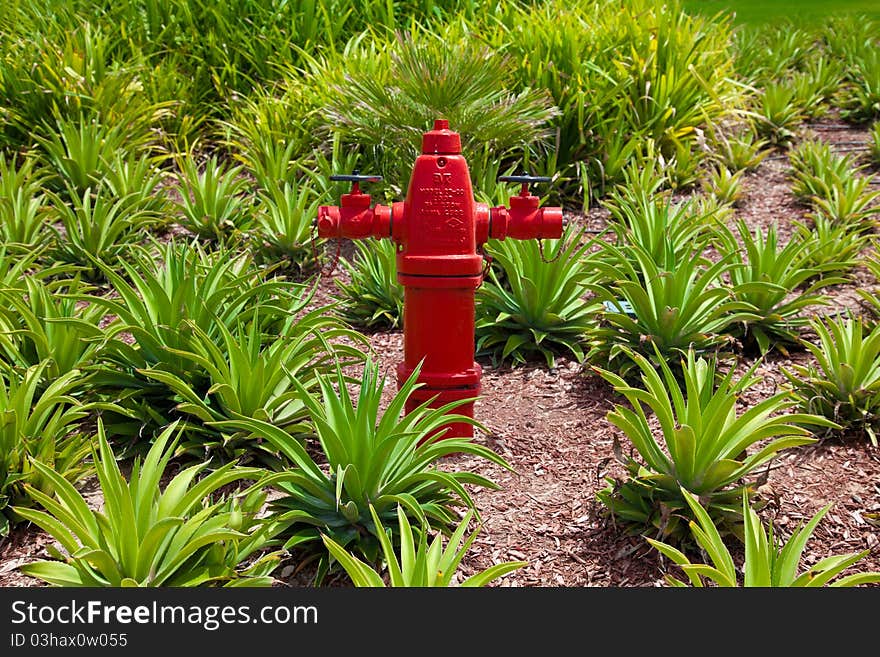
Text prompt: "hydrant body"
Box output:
[[317, 120, 562, 437]]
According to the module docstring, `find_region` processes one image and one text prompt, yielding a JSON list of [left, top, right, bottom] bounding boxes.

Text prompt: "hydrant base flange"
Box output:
[[403, 384, 481, 440], [396, 361, 482, 389]]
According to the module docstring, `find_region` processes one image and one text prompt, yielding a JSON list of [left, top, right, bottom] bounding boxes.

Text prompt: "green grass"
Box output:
[[683, 0, 880, 25]]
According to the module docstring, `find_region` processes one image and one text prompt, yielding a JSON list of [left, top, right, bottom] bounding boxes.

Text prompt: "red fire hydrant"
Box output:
[[317, 119, 562, 437]]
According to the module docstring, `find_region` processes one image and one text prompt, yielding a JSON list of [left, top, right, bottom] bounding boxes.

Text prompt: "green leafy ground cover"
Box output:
[[1, 0, 879, 587]]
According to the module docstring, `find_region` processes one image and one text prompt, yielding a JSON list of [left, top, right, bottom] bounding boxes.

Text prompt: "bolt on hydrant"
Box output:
[[317, 119, 562, 437]]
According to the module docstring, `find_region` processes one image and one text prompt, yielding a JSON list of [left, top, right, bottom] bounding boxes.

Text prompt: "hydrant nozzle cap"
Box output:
[[422, 119, 461, 155]]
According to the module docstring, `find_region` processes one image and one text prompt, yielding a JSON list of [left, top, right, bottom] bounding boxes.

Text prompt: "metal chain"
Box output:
[[537, 237, 563, 264], [310, 223, 342, 278], [477, 246, 493, 288]]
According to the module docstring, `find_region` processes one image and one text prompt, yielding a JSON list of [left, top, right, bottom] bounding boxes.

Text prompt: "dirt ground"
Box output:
[[2, 115, 880, 587]]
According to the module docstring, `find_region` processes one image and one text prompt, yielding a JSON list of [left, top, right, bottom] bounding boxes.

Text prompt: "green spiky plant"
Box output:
[[0, 246, 72, 290], [0, 153, 51, 251], [821, 14, 878, 66], [839, 50, 880, 122], [0, 152, 46, 201], [0, 362, 94, 536], [805, 56, 847, 105], [223, 107, 317, 190], [0, 186, 50, 252], [795, 213, 872, 276], [323, 25, 557, 190], [175, 155, 252, 242], [732, 22, 811, 82], [15, 420, 283, 587], [586, 243, 748, 376], [602, 184, 722, 273], [783, 313, 880, 447], [469, 147, 519, 206], [0, 277, 105, 380], [323, 505, 526, 587], [475, 226, 597, 368], [811, 177, 880, 226], [594, 347, 833, 542], [722, 220, 843, 355], [791, 73, 829, 122], [0, 18, 167, 152], [100, 152, 170, 217], [233, 134, 298, 189], [36, 117, 132, 197], [648, 488, 880, 587], [335, 238, 404, 330], [135, 309, 364, 463], [860, 251, 880, 321], [215, 358, 512, 583], [703, 164, 745, 207], [792, 56, 846, 120], [754, 82, 803, 146], [709, 128, 769, 173], [86, 240, 322, 438], [251, 180, 324, 271], [662, 139, 703, 191], [299, 133, 362, 198], [787, 138, 863, 204], [498, 0, 742, 197], [48, 187, 161, 281]]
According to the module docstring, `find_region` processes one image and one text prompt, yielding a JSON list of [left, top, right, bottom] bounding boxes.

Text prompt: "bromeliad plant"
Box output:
[[0, 187, 50, 252], [601, 185, 719, 272], [0, 277, 105, 380], [15, 420, 284, 587], [783, 313, 880, 447], [839, 50, 880, 122], [100, 152, 170, 217], [0, 154, 51, 252], [87, 240, 310, 436], [498, 0, 741, 197], [475, 226, 596, 368], [0, 246, 71, 290], [136, 309, 364, 463], [703, 164, 745, 207], [586, 243, 748, 376], [811, 177, 880, 226], [787, 138, 863, 204], [709, 128, 769, 173], [335, 238, 404, 330], [0, 362, 93, 536], [754, 81, 804, 146], [791, 57, 846, 120], [859, 252, 880, 321], [722, 220, 842, 355], [594, 347, 833, 542], [795, 213, 872, 276], [175, 155, 252, 242], [648, 489, 880, 587], [48, 187, 161, 281], [324, 26, 556, 190], [323, 505, 526, 587], [216, 358, 512, 583], [252, 180, 324, 272], [36, 117, 131, 197]]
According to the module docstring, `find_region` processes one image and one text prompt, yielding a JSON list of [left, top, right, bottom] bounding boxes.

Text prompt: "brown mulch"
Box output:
[[2, 115, 880, 588]]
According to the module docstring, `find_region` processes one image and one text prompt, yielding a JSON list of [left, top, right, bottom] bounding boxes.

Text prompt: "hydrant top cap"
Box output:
[[422, 119, 461, 155]]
